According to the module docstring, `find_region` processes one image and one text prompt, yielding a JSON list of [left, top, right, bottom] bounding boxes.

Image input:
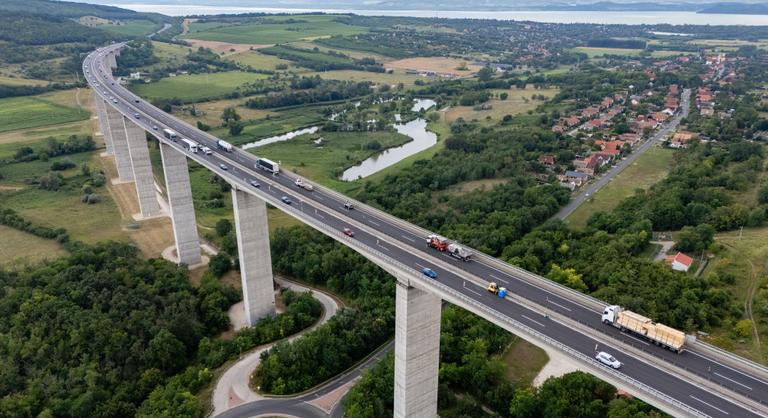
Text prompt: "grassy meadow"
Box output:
[[183, 15, 367, 44], [0, 96, 90, 133], [130, 71, 269, 101]]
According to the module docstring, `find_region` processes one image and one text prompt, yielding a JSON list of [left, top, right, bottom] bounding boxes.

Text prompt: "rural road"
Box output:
[[212, 278, 341, 416], [555, 89, 691, 221]]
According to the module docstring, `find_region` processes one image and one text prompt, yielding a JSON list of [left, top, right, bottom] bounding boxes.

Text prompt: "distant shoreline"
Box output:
[[112, 4, 768, 25]]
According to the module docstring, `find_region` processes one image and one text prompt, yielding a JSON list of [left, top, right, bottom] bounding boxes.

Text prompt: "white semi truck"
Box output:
[[602, 305, 686, 353], [217, 139, 233, 152]]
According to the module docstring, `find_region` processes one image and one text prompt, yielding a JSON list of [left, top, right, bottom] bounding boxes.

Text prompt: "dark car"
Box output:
[[219, 163, 228, 171], [281, 196, 292, 205], [343, 228, 354, 237], [250, 180, 261, 188]]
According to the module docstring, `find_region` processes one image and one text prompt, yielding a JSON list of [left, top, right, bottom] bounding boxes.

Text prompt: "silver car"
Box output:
[[595, 351, 622, 369]]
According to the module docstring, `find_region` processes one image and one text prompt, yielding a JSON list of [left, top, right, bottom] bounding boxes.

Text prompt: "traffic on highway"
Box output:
[[86, 44, 768, 418]]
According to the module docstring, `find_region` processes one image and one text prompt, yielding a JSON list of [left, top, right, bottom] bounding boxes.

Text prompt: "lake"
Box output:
[[341, 118, 437, 181], [118, 4, 768, 25]]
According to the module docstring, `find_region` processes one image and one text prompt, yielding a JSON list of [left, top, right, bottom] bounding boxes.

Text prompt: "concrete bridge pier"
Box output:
[[394, 282, 442, 418], [122, 117, 161, 218], [232, 188, 276, 325], [159, 142, 202, 266], [91, 91, 114, 155], [105, 104, 134, 182]]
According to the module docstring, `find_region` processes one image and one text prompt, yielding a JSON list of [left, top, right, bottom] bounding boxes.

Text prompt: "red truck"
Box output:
[[426, 234, 449, 251]]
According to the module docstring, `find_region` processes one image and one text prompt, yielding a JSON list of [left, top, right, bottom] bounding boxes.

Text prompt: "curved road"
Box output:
[[555, 89, 691, 220], [86, 46, 768, 418], [213, 278, 341, 415]]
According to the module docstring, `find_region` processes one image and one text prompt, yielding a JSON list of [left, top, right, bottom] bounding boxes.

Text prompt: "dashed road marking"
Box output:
[[689, 395, 729, 415], [521, 315, 546, 328], [489, 274, 509, 284], [714, 372, 753, 391], [546, 298, 572, 312], [401, 235, 415, 243]]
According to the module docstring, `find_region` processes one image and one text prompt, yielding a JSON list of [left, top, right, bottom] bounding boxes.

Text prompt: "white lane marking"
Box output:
[[369, 220, 381, 226], [376, 242, 390, 252], [546, 297, 573, 312], [521, 315, 546, 328], [401, 235, 415, 243], [689, 395, 729, 415], [462, 281, 482, 296], [489, 274, 509, 284], [315, 195, 324, 201], [688, 351, 768, 387], [415, 262, 426, 269], [714, 372, 753, 391]]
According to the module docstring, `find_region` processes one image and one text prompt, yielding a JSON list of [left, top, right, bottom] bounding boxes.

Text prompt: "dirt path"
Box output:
[[745, 259, 763, 356]]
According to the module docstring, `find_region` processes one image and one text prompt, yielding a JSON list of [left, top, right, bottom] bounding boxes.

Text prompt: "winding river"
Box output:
[[341, 118, 437, 181]]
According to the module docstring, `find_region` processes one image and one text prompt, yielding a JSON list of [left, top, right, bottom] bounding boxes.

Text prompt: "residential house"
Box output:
[[574, 152, 611, 176], [538, 154, 556, 167], [594, 140, 626, 157], [670, 131, 698, 148], [618, 133, 642, 146], [666, 252, 694, 272], [562, 170, 589, 188]]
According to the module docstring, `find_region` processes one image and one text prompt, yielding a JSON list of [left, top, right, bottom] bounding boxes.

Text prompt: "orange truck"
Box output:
[[602, 305, 686, 353]]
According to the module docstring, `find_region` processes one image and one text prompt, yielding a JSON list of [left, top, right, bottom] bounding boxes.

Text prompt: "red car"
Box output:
[[343, 228, 354, 237]]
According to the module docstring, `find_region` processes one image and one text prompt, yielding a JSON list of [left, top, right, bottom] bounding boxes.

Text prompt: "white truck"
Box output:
[[447, 243, 472, 262], [217, 139, 233, 152], [294, 178, 314, 191], [602, 305, 686, 353]]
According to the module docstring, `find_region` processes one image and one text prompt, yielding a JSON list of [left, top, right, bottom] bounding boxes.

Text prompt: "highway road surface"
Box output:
[[86, 45, 768, 418], [555, 89, 691, 220]]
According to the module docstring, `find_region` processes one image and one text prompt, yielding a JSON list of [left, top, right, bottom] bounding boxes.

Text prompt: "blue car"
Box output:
[[422, 268, 438, 279]]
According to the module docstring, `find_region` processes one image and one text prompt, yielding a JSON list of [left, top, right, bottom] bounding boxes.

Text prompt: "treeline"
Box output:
[[5, 135, 95, 164], [246, 77, 372, 109], [261, 45, 384, 72], [0, 243, 232, 417], [0, 12, 113, 46], [589, 141, 766, 232], [357, 123, 571, 256], [252, 226, 395, 394], [0, 0, 163, 22], [0, 208, 69, 243]]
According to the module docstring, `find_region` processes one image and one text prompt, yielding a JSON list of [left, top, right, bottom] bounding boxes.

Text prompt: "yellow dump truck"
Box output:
[[602, 305, 686, 353]]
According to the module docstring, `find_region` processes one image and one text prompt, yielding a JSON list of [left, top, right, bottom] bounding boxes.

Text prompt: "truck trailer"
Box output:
[[447, 243, 472, 262], [163, 129, 177, 141], [602, 305, 685, 353], [217, 139, 233, 152]]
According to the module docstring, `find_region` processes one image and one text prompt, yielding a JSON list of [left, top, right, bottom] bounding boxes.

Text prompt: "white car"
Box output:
[[202, 146, 212, 155], [595, 351, 622, 369]]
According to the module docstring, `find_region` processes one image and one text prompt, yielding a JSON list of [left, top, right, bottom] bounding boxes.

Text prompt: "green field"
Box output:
[[130, 71, 269, 101], [261, 45, 356, 66], [566, 145, 676, 228], [0, 75, 49, 87], [308, 70, 428, 86], [228, 50, 294, 71], [98, 19, 161, 37], [650, 50, 697, 58], [251, 130, 412, 190], [183, 15, 367, 44], [0, 225, 67, 268], [0, 96, 90, 133], [573, 47, 644, 58], [215, 107, 326, 146]]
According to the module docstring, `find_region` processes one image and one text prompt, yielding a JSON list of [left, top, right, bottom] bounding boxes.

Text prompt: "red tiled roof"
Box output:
[[666, 252, 694, 267]]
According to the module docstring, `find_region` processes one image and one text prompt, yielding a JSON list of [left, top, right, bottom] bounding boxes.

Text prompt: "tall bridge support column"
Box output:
[[394, 283, 441, 418], [105, 105, 134, 182], [159, 142, 202, 266], [123, 117, 161, 218], [232, 188, 276, 325], [91, 92, 114, 154]]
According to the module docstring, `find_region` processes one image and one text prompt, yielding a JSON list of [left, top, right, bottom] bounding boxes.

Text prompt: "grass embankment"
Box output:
[[130, 71, 269, 102], [503, 336, 550, 387], [0, 75, 49, 86], [183, 14, 367, 44], [228, 50, 294, 71], [0, 96, 89, 133], [566, 146, 676, 228], [703, 227, 768, 364], [308, 69, 429, 87]]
